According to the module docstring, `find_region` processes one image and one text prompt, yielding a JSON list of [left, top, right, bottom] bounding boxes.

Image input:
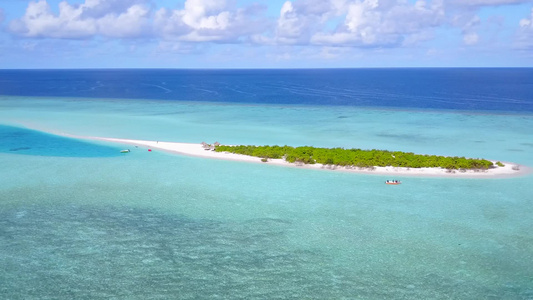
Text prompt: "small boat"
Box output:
[[385, 180, 401, 185], [120, 149, 131, 153]]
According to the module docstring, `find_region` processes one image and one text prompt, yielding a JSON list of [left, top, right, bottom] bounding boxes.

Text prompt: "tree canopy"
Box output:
[[215, 145, 495, 170]]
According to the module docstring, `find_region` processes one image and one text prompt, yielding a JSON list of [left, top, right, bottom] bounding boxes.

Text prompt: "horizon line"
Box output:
[[2, 66, 533, 71]]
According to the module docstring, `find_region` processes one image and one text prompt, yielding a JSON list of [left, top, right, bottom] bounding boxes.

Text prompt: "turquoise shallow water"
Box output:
[[0, 124, 122, 157], [1, 97, 533, 299]]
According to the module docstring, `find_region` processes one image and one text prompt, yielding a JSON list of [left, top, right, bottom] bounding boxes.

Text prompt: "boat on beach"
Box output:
[[385, 180, 401, 185]]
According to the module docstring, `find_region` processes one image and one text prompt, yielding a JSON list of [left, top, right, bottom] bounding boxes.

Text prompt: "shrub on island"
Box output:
[[215, 145, 495, 170]]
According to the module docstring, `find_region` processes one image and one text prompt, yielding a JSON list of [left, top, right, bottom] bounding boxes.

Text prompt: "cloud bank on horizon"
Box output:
[[0, 0, 532, 68]]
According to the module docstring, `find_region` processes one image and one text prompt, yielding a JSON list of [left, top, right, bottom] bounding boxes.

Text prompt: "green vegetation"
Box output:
[[496, 161, 505, 167], [215, 145, 495, 170]]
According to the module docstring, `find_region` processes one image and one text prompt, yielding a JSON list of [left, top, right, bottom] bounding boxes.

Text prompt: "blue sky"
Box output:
[[0, 0, 532, 68]]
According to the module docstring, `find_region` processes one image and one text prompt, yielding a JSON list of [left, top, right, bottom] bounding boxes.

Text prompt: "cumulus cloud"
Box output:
[[273, 0, 445, 47], [276, 1, 301, 42], [154, 0, 268, 42], [9, 0, 269, 43], [271, 0, 533, 49], [78, 0, 146, 18], [5, 0, 533, 56], [9, 0, 151, 39], [274, 0, 338, 44], [97, 4, 150, 38], [182, 0, 231, 30]]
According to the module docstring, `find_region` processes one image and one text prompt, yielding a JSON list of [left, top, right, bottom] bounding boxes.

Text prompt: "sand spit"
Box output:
[[84, 136, 529, 179]]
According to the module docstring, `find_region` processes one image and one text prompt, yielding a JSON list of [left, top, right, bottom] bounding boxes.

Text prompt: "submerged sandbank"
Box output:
[[85, 136, 529, 178]]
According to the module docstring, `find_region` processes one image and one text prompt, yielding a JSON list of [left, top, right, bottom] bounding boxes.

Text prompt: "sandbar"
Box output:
[[83, 136, 529, 179]]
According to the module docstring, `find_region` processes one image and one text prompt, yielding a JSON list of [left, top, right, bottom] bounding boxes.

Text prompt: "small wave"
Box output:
[[224, 86, 257, 96], [142, 83, 172, 93]]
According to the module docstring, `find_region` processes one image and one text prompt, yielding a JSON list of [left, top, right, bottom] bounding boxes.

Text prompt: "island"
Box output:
[[78, 136, 527, 178]]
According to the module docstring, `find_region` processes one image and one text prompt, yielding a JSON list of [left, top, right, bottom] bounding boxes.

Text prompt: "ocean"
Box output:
[[0, 69, 532, 299]]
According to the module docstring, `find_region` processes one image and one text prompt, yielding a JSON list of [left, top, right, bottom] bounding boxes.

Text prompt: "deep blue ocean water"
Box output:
[[1, 69, 533, 299], [1, 68, 532, 112]]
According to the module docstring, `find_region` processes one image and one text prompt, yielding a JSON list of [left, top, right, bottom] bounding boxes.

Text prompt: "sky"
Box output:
[[0, 0, 532, 68]]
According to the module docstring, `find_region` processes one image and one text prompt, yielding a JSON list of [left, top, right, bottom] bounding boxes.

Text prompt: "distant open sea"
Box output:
[[2, 68, 533, 112], [1, 69, 532, 299]]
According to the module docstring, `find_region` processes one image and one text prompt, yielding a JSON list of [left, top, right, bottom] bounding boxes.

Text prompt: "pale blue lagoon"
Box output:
[[0, 69, 532, 299]]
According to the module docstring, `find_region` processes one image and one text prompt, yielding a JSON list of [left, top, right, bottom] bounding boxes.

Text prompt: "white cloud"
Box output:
[[448, 0, 531, 7], [515, 7, 533, 49], [272, 0, 533, 50], [274, 0, 445, 47], [5, 0, 532, 59], [274, 0, 350, 44], [9, 0, 151, 39], [446, 0, 528, 48], [153, 0, 268, 42], [276, 2, 299, 40], [19, 1, 97, 38], [275, 1, 314, 44], [454, 15, 481, 45], [463, 32, 480, 45], [273, 0, 330, 44], [182, 0, 231, 30], [79, 0, 146, 18], [519, 7, 533, 28], [153, 8, 190, 37], [97, 4, 150, 38]]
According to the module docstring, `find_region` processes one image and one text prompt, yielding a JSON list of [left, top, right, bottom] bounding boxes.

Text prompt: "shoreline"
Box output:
[[84, 136, 529, 179]]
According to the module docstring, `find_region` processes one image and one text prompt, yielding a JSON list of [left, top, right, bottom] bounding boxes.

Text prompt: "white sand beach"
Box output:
[[85, 136, 529, 178]]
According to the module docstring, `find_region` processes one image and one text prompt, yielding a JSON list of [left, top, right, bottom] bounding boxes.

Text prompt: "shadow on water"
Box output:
[[0, 125, 121, 157]]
